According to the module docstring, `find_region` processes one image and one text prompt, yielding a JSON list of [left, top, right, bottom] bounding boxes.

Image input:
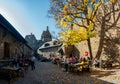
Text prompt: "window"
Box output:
[[44, 43, 50, 47]]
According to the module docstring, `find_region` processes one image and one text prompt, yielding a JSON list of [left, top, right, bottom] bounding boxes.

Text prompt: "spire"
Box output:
[[46, 26, 49, 31]]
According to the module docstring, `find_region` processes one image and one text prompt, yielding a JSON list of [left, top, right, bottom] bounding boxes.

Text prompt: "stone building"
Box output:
[[25, 33, 39, 51], [0, 14, 33, 59], [25, 26, 52, 53], [41, 26, 52, 42], [37, 40, 63, 58]]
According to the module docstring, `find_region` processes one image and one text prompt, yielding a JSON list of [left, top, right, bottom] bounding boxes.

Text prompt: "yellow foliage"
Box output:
[[63, 22, 67, 28], [110, 0, 116, 3], [84, 0, 87, 3], [60, 19, 63, 26], [88, 8, 92, 14], [90, 1, 101, 19], [60, 27, 94, 46], [66, 16, 73, 22], [94, 1, 101, 11], [71, 0, 77, 6], [86, 14, 89, 19], [101, 0, 105, 3], [77, 27, 88, 40], [57, 0, 101, 46], [91, 0, 95, 3], [67, 10, 70, 14], [60, 19, 67, 28], [83, 0, 88, 6], [69, 4, 72, 7], [92, 17, 96, 23], [60, 16, 72, 28], [73, 0, 77, 4], [60, 26, 96, 46], [67, 0, 71, 2], [87, 21, 94, 31], [63, 5, 68, 11]]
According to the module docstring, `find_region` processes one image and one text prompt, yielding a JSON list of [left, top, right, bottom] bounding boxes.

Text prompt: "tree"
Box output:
[[48, 0, 115, 59], [95, 0, 119, 61]]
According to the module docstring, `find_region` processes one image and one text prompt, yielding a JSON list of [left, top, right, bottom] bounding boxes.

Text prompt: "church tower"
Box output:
[[41, 26, 52, 42]]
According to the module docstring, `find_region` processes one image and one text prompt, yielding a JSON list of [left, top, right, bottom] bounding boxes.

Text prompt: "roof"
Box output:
[[0, 14, 26, 43], [25, 43, 33, 50], [38, 40, 62, 50]]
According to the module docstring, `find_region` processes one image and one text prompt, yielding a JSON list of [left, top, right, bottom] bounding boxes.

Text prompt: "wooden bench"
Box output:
[[0, 67, 23, 84], [68, 64, 78, 72]]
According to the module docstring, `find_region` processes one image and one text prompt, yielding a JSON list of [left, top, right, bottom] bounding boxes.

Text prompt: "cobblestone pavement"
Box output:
[[0, 61, 120, 84]]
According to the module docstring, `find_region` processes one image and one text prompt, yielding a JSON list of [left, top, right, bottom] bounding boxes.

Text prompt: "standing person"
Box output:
[[30, 55, 36, 70], [87, 57, 92, 67], [93, 59, 99, 68], [13, 58, 19, 68], [64, 56, 70, 72], [99, 58, 103, 70]]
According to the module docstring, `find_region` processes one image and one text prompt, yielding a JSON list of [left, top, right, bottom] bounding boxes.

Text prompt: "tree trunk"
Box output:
[[95, 32, 105, 59], [95, 17, 105, 59], [87, 38, 93, 60], [64, 45, 73, 57]]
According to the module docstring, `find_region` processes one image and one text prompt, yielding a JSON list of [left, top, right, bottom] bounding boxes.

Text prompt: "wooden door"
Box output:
[[4, 42, 10, 58]]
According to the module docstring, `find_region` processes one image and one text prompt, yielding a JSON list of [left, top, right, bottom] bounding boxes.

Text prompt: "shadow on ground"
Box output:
[[1, 62, 119, 84]]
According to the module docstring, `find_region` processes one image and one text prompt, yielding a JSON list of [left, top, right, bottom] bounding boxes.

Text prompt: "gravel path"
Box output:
[[0, 61, 120, 84]]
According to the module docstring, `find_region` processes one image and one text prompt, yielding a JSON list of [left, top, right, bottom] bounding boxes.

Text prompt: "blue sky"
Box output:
[[0, 0, 60, 39]]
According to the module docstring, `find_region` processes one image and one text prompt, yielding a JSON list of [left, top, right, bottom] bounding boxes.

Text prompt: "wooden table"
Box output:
[[68, 62, 90, 73]]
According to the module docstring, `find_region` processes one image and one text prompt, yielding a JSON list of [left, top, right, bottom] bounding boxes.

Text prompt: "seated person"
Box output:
[[93, 59, 99, 68], [69, 56, 76, 64], [80, 58, 88, 65], [77, 58, 89, 71]]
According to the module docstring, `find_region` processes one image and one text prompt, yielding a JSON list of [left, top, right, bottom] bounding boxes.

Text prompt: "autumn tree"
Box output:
[[48, 0, 115, 59]]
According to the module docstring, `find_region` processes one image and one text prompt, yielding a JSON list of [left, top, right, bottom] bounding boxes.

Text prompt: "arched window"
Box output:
[[44, 43, 50, 47], [53, 41, 58, 45]]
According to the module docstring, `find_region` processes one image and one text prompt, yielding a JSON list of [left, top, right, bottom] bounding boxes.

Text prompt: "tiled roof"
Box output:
[[0, 14, 26, 43]]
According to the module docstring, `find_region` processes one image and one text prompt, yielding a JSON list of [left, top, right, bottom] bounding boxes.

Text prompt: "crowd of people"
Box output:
[[51, 52, 107, 72], [49, 52, 106, 73], [12, 54, 36, 72], [50, 53, 91, 72], [63, 55, 91, 72]]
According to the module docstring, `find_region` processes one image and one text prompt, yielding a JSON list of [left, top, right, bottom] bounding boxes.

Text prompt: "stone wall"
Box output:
[[73, 1, 120, 61], [0, 25, 32, 59]]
